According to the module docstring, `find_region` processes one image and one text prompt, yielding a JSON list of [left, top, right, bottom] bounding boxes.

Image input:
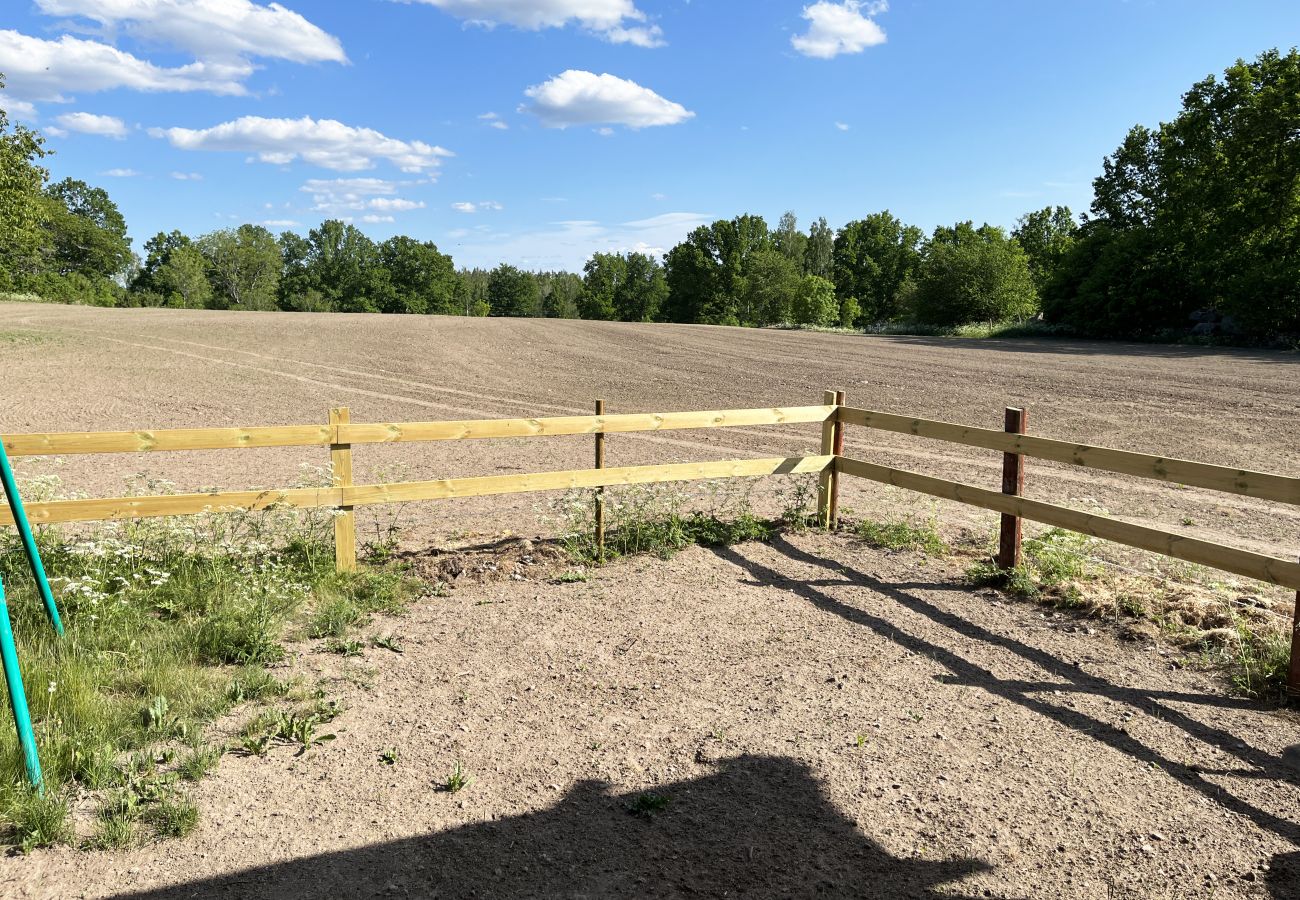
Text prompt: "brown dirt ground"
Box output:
[[1, 304, 1299, 897]]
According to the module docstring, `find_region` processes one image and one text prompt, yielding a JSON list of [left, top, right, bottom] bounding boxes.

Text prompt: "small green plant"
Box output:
[[142, 796, 199, 838], [324, 637, 365, 657], [88, 813, 136, 851], [443, 760, 473, 794], [178, 746, 221, 782], [626, 792, 671, 818], [239, 732, 273, 757], [553, 569, 590, 584], [3, 789, 72, 853], [855, 733, 868, 748], [279, 712, 337, 756], [379, 748, 400, 766], [855, 518, 947, 555], [373, 634, 404, 653]]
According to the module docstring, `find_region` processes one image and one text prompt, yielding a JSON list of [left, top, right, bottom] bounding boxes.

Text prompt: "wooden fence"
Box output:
[[2, 394, 1298, 694]]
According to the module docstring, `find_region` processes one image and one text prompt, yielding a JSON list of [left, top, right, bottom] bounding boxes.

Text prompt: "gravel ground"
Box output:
[[2, 531, 1297, 899]]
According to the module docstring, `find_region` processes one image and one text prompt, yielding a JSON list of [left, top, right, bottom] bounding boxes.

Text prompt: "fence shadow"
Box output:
[[871, 334, 1299, 363], [711, 536, 1300, 895], [112, 755, 991, 900]]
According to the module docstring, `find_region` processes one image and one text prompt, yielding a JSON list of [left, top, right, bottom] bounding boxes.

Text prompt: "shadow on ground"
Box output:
[[113, 755, 989, 899], [871, 334, 1298, 363], [713, 536, 1300, 897]]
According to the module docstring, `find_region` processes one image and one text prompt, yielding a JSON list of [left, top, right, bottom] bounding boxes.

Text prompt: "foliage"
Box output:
[[487, 263, 543, 317], [908, 222, 1038, 326], [854, 517, 947, 555], [198, 224, 281, 310], [832, 211, 923, 323], [1012, 206, 1077, 293], [790, 274, 838, 327]]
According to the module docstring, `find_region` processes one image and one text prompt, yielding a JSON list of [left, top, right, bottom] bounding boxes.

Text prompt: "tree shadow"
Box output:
[[112, 755, 991, 900], [710, 537, 1300, 893], [871, 334, 1298, 363]]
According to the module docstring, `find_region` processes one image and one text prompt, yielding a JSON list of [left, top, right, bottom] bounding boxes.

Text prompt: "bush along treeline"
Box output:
[[1, 48, 1297, 344]]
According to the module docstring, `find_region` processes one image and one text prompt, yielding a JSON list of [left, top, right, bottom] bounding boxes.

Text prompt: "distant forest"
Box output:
[[1, 49, 1296, 344]]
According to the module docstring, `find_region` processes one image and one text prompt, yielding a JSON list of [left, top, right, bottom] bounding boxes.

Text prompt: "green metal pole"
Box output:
[[0, 441, 62, 636], [0, 575, 43, 790]]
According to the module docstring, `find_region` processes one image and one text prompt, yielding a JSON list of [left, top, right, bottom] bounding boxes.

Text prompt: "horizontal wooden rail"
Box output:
[[0, 456, 832, 527], [0, 487, 342, 527], [837, 407, 1300, 506], [344, 456, 832, 506], [836, 456, 1300, 591], [1, 406, 834, 458]]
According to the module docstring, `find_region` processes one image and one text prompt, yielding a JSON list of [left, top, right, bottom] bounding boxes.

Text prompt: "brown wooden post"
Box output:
[[1288, 562, 1300, 701], [996, 407, 1027, 570], [329, 407, 357, 573], [594, 399, 606, 560], [817, 390, 845, 529]]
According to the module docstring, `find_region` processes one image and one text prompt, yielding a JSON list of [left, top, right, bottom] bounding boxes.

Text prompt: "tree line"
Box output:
[[1, 48, 1295, 342]]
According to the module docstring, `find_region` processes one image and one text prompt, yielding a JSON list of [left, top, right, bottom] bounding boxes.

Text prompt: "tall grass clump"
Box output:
[[0, 488, 413, 851], [548, 475, 820, 563]]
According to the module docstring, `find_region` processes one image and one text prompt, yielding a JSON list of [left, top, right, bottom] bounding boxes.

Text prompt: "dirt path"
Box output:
[[3, 532, 1297, 899]]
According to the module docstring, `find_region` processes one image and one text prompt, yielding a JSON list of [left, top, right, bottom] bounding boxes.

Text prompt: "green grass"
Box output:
[[966, 528, 1096, 601], [854, 517, 947, 555], [0, 506, 414, 851]]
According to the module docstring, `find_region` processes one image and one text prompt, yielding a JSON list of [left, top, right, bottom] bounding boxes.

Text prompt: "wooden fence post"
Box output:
[[818, 390, 845, 529], [329, 407, 357, 573], [594, 399, 606, 560], [1288, 564, 1300, 701], [997, 407, 1027, 570]]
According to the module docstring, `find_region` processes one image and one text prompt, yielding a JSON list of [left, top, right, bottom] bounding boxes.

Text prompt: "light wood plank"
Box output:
[[336, 406, 835, 445], [836, 456, 1300, 590], [0, 487, 343, 526], [330, 407, 357, 573], [3, 426, 333, 457], [838, 407, 1299, 506], [344, 456, 834, 506]]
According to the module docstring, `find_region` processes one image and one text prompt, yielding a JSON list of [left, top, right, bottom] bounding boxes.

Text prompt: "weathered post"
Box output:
[[329, 407, 357, 573], [594, 399, 606, 560], [818, 390, 845, 529], [996, 407, 1027, 570]]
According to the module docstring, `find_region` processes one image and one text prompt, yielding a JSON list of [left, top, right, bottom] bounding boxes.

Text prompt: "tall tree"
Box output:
[[804, 216, 834, 280], [579, 253, 625, 321], [773, 211, 808, 270], [374, 235, 456, 315], [1013, 206, 1077, 292], [909, 222, 1038, 326], [198, 224, 281, 310], [617, 252, 668, 322], [0, 77, 50, 290], [487, 264, 542, 317], [833, 212, 923, 324], [153, 244, 212, 309], [42, 178, 131, 280], [662, 214, 770, 324]]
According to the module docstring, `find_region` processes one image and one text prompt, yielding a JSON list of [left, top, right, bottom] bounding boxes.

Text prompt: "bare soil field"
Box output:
[[1, 303, 1299, 898]]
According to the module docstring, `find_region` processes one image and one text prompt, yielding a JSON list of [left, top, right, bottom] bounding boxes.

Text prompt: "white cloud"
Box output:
[[835, 121, 850, 131], [410, 0, 663, 47], [450, 210, 712, 269], [451, 200, 502, 213], [369, 197, 425, 212], [260, 218, 300, 227], [101, 167, 140, 176], [362, 214, 395, 223], [0, 29, 251, 101], [35, 0, 347, 64], [1, 94, 38, 120], [170, 171, 203, 180], [479, 112, 509, 130], [300, 177, 428, 216], [792, 1, 887, 59], [523, 70, 693, 129], [151, 116, 453, 172], [53, 111, 129, 138]]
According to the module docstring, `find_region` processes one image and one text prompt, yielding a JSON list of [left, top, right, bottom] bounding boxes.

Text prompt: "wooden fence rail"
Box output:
[[2, 394, 1298, 693]]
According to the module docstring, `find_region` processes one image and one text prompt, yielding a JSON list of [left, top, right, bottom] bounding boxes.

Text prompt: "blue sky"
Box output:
[[1, 1, 1295, 270]]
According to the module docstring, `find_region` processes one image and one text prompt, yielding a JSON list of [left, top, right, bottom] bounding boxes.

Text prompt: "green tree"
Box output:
[[662, 214, 770, 324], [375, 235, 456, 315], [742, 247, 801, 325], [0, 77, 50, 290], [153, 243, 212, 309], [617, 253, 668, 322], [487, 264, 542, 317], [1050, 48, 1300, 337], [773, 211, 808, 270], [1013, 206, 1077, 293], [791, 275, 838, 327], [833, 212, 923, 323], [42, 178, 131, 280], [804, 216, 834, 280], [579, 252, 625, 321], [197, 224, 281, 310], [911, 222, 1038, 326]]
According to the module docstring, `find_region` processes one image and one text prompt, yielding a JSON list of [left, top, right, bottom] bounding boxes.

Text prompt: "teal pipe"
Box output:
[[0, 441, 62, 636], [0, 575, 43, 790]]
